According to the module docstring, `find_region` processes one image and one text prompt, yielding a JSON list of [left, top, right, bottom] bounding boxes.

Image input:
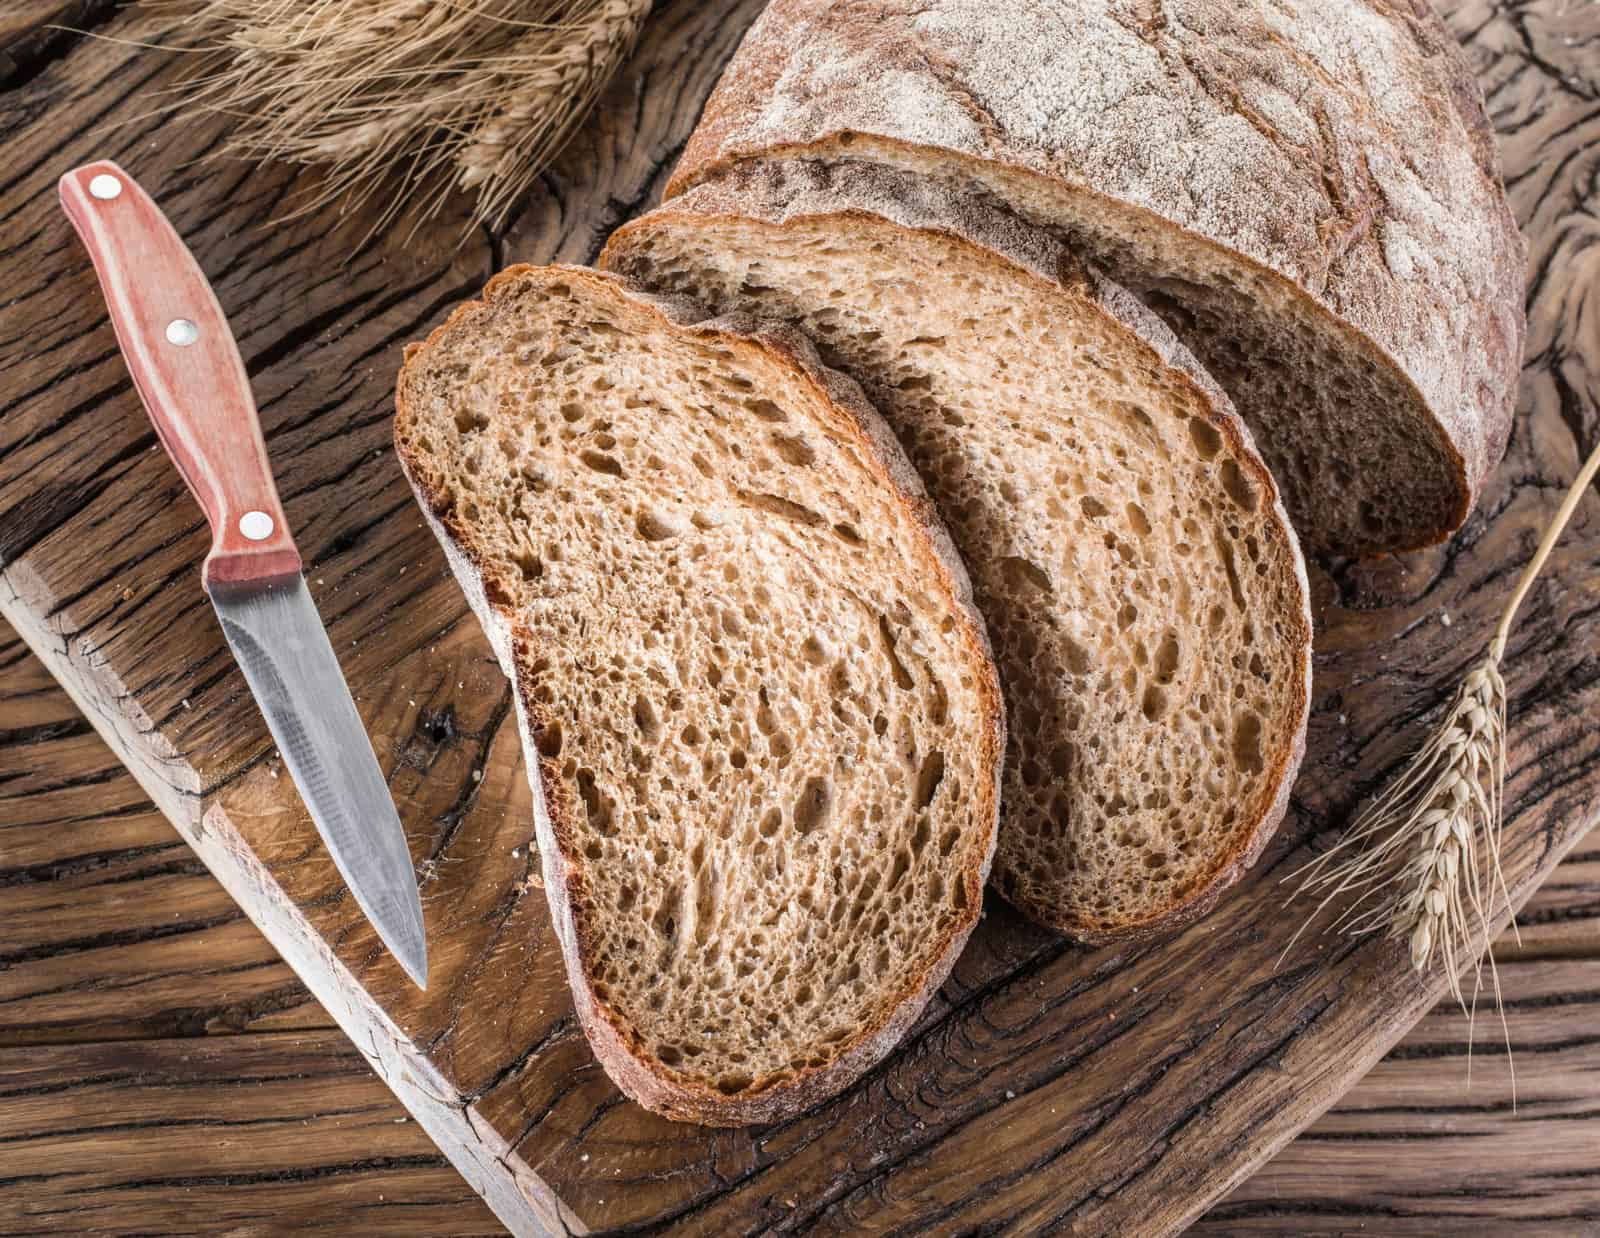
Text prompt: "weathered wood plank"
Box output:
[[0, 1, 114, 89], [0, 1031, 497, 1237], [0, 619, 327, 1046], [1, 0, 1598, 1235], [1205, 956, 1600, 1235], [2, 625, 1598, 1238], [1, 993, 1593, 1238]]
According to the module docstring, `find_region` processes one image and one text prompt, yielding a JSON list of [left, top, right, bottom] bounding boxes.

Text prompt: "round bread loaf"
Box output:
[[667, 0, 1526, 557]]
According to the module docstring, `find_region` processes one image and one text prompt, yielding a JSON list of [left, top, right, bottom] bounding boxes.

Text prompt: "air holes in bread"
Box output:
[[637, 507, 686, 542], [633, 696, 660, 741], [580, 449, 623, 476], [1232, 712, 1264, 774], [739, 489, 827, 527], [576, 768, 615, 835], [794, 775, 833, 835], [533, 721, 563, 758], [1220, 458, 1258, 511], [1000, 556, 1052, 594], [746, 397, 787, 422], [1154, 632, 1180, 683], [772, 432, 816, 466], [876, 615, 915, 690], [915, 749, 946, 810], [1189, 417, 1223, 459]]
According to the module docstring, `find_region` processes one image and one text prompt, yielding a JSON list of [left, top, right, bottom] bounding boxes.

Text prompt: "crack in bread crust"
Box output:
[[666, 0, 1525, 556]]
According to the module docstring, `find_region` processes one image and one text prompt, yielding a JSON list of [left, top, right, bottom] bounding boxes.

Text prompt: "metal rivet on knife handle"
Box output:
[[239, 511, 275, 541]]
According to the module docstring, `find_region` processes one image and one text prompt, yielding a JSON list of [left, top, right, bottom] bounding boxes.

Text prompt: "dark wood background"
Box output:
[[4, 605, 1596, 1235], [3, 0, 1600, 1234]]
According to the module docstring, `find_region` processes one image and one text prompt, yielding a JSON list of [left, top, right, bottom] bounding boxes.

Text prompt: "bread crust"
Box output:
[[395, 264, 1005, 1125], [603, 160, 1313, 941], [666, 0, 1526, 555]]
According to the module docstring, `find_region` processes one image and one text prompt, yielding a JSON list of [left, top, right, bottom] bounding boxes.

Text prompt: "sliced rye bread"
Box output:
[[394, 264, 1004, 1125], [602, 159, 1312, 940], [665, 0, 1526, 558]]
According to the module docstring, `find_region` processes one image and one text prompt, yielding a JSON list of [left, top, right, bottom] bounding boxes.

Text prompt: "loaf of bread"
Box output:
[[395, 265, 1004, 1123], [666, 0, 1526, 557], [603, 160, 1312, 940]]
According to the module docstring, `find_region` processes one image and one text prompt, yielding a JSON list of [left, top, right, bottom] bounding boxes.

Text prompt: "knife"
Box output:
[[59, 160, 429, 990]]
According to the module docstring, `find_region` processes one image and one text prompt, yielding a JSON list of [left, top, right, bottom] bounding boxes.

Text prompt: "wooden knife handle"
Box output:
[[59, 160, 301, 592]]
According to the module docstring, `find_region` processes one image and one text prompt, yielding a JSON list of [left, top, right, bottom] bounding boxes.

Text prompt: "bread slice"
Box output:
[[394, 265, 1003, 1125], [603, 159, 1312, 940], [666, 0, 1526, 558]]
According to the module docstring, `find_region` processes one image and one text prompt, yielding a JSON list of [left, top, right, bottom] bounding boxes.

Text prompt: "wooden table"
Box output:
[[5, 1, 1600, 1234], [3, 609, 1596, 1235]]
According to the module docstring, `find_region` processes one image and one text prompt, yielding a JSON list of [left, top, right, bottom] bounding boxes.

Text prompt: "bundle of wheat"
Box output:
[[159, 0, 650, 234]]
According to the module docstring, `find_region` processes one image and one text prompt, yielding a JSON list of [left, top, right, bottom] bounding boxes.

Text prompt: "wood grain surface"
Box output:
[[3, 603, 1596, 1236], [1, 0, 1598, 1234]]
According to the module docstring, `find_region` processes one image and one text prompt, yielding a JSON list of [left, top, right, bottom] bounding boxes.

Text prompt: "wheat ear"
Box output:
[[145, 0, 650, 237], [1285, 433, 1600, 1080], [455, 1, 650, 228]]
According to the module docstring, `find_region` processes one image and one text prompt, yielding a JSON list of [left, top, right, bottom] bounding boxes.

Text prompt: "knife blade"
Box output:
[[59, 160, 428, 990]]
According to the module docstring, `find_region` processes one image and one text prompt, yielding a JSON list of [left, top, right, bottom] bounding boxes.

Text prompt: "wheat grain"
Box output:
[[1286, 433, 1600, 1088], [455, 0, 649, 227], [149, 0, 649, 237], [1285, 660, 1504, 1005]]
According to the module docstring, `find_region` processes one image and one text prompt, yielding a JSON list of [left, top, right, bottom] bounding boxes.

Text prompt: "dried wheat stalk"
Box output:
[[1287, 433, 1600, 1076], [149, 0, 650, 235]]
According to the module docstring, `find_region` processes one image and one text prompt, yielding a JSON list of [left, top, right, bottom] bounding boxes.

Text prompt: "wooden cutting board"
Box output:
[[2, 1, 1597, 1233]]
